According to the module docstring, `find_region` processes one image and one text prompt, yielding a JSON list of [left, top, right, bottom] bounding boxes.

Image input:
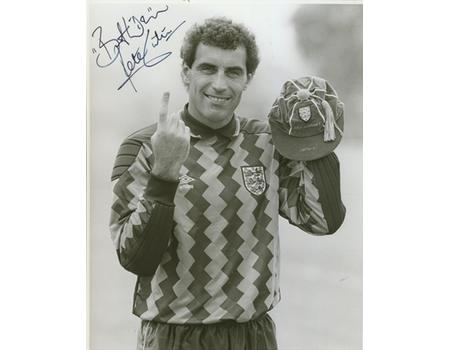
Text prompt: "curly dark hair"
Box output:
[[180, 17, 260, 76]]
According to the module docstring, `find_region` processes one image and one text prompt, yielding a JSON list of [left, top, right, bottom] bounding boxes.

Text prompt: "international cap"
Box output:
[[268, 76, 344, 161]]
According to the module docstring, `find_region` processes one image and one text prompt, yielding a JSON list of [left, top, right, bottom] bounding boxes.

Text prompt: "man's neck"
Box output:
[[187, 104, 233, 130]]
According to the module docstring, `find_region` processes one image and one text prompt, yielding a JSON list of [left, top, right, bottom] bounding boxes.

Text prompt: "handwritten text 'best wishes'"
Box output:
[[91, 5, 186, 92]]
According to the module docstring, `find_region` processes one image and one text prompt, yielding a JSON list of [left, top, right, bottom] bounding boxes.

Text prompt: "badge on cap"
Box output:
[[299, 106, 311, 122], [267, 76, 345, 161]]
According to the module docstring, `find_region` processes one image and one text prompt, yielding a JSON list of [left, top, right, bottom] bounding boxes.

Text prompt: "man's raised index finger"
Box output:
[[159, 92, 170, 124]]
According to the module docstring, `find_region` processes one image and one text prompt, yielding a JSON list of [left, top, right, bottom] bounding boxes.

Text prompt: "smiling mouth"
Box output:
[[204, 93, 231, 103]]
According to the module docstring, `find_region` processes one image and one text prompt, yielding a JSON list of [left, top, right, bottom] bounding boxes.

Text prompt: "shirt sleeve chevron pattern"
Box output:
[[109, 112, 345, 325], [277, 152, 346, 235], [110, 136, 178, 276]]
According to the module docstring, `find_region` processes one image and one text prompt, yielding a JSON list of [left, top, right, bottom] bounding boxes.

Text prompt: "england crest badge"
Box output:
[[298, 106, 311, 122], [241, 166, 267, 196]]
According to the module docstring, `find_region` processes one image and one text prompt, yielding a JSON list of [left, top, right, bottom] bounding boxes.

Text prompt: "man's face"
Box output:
[[182, 43, 250, 129]]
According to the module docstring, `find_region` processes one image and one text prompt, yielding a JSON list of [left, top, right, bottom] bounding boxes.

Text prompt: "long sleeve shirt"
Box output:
[[109, 106, 346, 324]]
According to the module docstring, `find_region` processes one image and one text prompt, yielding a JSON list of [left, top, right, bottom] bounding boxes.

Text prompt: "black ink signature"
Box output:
[[91, 5, 186, 92]]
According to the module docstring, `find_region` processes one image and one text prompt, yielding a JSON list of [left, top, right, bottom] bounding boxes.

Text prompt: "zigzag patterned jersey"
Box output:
[[110, 107, 345, 324]]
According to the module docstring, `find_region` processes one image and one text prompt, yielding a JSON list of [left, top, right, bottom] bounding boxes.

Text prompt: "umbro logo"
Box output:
[[179, 174, 195, 185], [179, 174, 195, 193]]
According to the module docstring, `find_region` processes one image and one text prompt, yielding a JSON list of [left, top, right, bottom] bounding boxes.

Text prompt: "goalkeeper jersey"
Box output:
[[109, 105, 345, 324]]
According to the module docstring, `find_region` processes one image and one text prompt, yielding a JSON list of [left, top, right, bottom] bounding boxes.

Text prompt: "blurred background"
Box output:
[[88, 1, 362, 349]]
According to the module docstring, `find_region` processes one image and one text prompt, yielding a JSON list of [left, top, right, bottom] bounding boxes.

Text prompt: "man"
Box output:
[[110, 17, 345, 350]]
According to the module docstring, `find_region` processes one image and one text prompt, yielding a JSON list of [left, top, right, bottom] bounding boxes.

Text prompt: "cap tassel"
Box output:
[[322, 100, 336, 142]]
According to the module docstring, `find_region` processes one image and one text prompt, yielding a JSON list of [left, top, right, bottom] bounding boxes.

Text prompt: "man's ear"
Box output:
[[244, 73, 253, 90], [181, 63, 191, 85]]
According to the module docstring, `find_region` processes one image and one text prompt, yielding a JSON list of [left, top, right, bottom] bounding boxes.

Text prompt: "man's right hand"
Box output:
[[151, 92, 191, 181]]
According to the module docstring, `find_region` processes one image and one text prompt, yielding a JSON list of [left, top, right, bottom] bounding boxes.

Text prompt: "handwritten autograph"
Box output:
[[91, 5, 186, 92]]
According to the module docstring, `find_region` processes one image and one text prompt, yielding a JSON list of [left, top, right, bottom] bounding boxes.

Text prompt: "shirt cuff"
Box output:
[[146, 173, 179, 205], [306, 152, 346, 233]]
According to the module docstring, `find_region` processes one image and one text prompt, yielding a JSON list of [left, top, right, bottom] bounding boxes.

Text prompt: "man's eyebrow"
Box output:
[[226, 66, 245, 72], [195, 63, 244, 72], [196, 63, 217, 69]]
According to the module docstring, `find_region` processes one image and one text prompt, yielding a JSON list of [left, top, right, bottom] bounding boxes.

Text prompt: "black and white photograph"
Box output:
[[88, 1, 362, 349], [6, 1, 450, 350]]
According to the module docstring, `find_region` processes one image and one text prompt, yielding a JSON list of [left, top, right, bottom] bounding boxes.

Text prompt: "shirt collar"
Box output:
[[182, 104, 240, 139]]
